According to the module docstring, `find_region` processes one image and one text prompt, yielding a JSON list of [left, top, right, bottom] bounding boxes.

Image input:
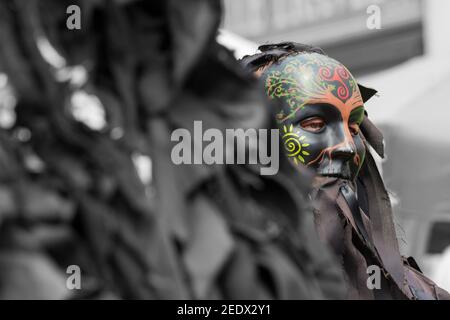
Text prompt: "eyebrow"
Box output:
[[288, 103, 334, 123]]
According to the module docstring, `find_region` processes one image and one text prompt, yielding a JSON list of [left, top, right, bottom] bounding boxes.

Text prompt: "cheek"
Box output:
[[294, 127, 327, 163], [280, 125, 325, 166]]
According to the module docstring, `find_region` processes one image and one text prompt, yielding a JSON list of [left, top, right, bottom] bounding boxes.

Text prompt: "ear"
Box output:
[[358, 83, 377, 103]]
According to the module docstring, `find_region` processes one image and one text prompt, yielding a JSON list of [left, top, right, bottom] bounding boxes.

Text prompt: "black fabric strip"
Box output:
[[340, 184, 372, 250]]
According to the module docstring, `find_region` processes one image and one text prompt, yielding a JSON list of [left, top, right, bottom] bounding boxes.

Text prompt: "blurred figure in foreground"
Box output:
[[242, 42, 450, 300], [0, 1, 344, 299]]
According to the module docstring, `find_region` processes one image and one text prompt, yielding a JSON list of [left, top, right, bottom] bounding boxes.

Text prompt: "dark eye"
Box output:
[[300, 117, 325, 133], [349, 123, 360, 136]]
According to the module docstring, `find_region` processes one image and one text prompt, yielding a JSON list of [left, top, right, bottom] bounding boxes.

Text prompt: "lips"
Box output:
[[316, 159, 353, 180]]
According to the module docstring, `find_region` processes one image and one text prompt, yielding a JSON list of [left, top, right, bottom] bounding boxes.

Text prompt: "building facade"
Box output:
[[223, 0, 424, 75]]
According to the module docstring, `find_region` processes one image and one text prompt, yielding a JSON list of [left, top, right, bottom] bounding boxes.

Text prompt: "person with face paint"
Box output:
[[242, 42, 450, 300]]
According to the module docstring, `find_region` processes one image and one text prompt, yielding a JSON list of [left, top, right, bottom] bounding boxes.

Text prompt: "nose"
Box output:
[[332, 143, 355, 160]]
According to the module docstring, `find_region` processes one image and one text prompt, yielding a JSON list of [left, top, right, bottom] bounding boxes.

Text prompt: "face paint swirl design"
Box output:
[[281, 124, 310, 164], [261, 53, 366, 180], [265, 53, 361, 123], [319, 65, 351, 101]]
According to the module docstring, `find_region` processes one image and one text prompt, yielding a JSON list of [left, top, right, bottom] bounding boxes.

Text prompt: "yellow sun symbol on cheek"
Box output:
[[281, 124, 310, 164]]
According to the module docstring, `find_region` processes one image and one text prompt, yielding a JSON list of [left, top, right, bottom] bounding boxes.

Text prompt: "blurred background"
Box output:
[[0, 0, 449, 297], [219, 0, 450, 290]]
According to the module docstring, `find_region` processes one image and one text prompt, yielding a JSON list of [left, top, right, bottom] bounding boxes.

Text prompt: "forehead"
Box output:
[[261, 53, 364, 122]]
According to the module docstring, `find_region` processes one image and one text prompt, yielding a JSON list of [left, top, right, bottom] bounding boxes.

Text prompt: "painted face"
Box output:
[[261, 53, 366, 180]]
